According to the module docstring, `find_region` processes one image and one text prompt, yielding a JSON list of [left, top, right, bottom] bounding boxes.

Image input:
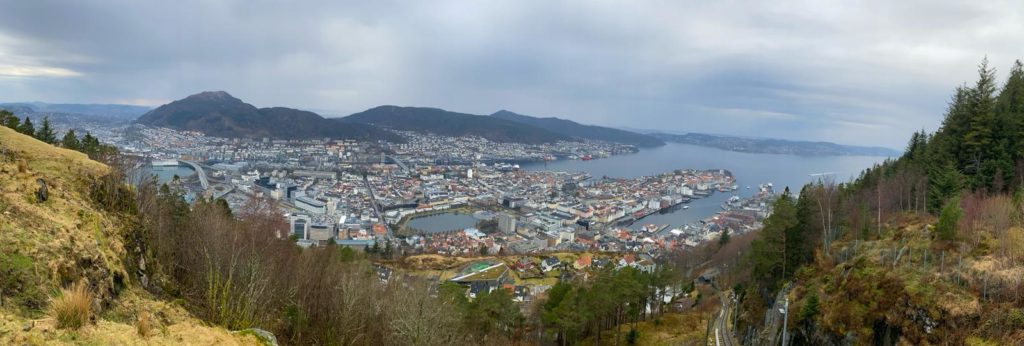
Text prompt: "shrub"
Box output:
[[0, 252, 44, 310], [50, 281, 93, 330]]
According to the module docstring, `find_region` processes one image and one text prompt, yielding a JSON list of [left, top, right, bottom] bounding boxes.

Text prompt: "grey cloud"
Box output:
[[0, 0, 1021, 148]]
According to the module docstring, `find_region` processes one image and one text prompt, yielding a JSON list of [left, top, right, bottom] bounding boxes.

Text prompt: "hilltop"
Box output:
[[0, 126, 260, 345], [339, 105, 573, 144], [136, 91, 403, 142], [491, 110, 664, 147]]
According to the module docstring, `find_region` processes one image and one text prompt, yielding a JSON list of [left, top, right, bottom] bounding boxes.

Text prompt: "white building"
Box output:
[[499, 214, 517, 234]]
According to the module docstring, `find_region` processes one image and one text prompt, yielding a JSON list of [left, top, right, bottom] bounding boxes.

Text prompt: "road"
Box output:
[[179, 160, 209, 190], [362, 174, 394, 237]]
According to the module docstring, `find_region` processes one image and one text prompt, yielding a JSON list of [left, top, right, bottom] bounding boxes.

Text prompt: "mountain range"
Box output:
[[135, 91, 403, 142], [490, 110, 664, 147], [337, 106, 573, 144], [50, 91, 897, 155]]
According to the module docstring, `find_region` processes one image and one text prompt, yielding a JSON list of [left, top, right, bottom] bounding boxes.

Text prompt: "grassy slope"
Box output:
[[0, 126, 258, 345]]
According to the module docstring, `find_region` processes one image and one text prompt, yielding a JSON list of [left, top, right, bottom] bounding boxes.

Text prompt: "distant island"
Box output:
[[651, 132, 899, 156]]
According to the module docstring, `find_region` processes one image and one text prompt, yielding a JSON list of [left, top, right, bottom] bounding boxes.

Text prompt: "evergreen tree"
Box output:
[[61, 130, 81, 151], [215, 198, 233, 218], [464, 288, 522, 338], [794, 185, 821, 261], [936, 195, 962, 241], [17, 116, 35, 137], [80, 132, 101, 157], [36, 116, 56, 143], [0, 109, 17, 129], [749, 188, 799, 290], [928, 161, 963, 212], [962, 59, 998, 176], [799, 293, 820, 322], [718, 228, 730, 247], [997, 60, 1024, 157]]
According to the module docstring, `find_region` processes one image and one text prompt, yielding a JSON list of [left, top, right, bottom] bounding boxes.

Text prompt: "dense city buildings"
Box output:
[[87, 124, 777, 259]]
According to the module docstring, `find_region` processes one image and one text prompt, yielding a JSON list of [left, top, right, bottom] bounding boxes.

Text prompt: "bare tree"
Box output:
[[812, 176, 837, 257]]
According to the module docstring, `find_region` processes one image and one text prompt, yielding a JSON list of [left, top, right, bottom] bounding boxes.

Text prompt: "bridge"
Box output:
[[179, 160, 209, 190]]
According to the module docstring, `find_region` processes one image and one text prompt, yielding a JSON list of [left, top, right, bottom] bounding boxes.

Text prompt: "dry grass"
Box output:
[[2, 288, 263, 345], [585, 312, 711, 346], [50, 282, 92, 330], [136, 310, 153, 338]]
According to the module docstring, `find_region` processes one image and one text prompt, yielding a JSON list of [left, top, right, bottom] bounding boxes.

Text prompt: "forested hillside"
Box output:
[[730, 59, 1024, 345]]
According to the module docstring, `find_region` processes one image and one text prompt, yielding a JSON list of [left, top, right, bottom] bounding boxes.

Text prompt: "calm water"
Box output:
[[521, 143, 889, 228], [138, 165, 196, 184], [406, 212, 478, 234]]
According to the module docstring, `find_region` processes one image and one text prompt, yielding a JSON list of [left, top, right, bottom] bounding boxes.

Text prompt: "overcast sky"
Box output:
[[0, 1, 1021, 148]]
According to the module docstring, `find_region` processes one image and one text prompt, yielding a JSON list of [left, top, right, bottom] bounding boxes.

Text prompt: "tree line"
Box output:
[[744, 58, 1024, 292], [735, 58, 1024, 345], [539, 265, 677, 345], [0, 109, 116, 159]]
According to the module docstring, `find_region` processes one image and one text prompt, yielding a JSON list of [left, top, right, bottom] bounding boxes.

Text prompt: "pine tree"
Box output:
[[997, 60, 1024, 158], [0, 109, 17, 129], [962, 59, 998, 186], [81, 132, 100, 156], [36, 116, 57, 144], [17, 116, 35, 137], [61, 130, 81, 151], [928, 160, 963, 212], [936, 195, 962, 241], [749, 188, 799, 289], [799, 293, 820, 322]]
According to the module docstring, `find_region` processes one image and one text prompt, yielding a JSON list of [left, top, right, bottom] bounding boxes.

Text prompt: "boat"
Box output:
[[581, 155, 593, 161], [682, 205, 689, 210]]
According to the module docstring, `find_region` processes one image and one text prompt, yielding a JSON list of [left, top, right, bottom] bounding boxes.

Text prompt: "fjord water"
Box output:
[[137, 164, 197, 184], [521, 142, 889, 227], [406, 212, 479, 234]]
